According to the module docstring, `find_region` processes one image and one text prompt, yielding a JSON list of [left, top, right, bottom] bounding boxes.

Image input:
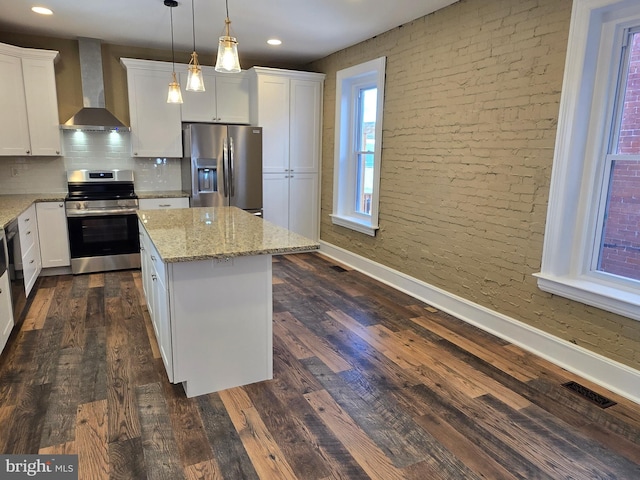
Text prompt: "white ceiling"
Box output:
[[0, 0, 459, 66]]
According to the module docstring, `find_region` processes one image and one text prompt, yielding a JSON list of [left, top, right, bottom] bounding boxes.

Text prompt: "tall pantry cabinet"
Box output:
[[250, 67, 324, 241]]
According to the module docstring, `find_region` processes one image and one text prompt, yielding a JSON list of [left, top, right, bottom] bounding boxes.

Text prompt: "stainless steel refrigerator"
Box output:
[[181, 123, 263, 214]]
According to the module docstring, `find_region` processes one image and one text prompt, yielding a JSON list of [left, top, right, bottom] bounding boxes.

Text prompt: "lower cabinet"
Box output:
[[36, 201, 70, 268], [139, 224, 173, 381], [139, 220, 273, 397], [0, 271, 14, 355], [263, 173, 319, 240], [17, 204, 41, 298]]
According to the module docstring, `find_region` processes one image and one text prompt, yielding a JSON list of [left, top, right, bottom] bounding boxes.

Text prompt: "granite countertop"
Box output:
[[138, 206, 319, 263], [137, 190, 190, 199], [0, 194, 66, 229]]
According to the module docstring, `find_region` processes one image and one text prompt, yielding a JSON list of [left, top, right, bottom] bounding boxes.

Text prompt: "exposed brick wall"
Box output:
[[310, 0, 640, 370]]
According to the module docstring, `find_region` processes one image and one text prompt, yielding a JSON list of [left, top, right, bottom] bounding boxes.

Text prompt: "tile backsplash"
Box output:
[[0, 131, 182, 194]]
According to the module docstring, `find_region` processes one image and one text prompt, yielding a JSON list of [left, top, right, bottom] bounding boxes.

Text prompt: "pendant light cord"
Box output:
[[170, 4, 176, 68], [191, 0, 196, 51], [225, 0, 230, 19]]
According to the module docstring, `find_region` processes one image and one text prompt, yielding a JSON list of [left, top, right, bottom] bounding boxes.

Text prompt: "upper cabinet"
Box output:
[[0, 43, 61, 157], [121, 59, 251, 158], [249, 67, 324, 174], [121, 58, 183, 158], [179, 66, 250, 124]]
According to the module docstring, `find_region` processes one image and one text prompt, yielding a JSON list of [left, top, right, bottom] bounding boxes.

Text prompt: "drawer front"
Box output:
[[18, 205, 37, 252], [139, 197, 189, 210]]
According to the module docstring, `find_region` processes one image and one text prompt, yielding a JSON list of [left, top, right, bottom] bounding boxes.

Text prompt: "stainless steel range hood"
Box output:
[[61, 37, 130, 131]]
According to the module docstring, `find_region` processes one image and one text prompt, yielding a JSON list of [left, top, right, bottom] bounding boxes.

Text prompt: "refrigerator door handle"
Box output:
[[222, 137, 229, 197], [229, 136, 235, 198]]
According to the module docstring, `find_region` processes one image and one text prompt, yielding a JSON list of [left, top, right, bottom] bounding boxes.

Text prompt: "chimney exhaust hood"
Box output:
[[61, 37, 130, 131]]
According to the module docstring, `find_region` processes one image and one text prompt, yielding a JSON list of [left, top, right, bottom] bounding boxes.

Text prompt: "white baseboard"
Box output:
[[318, 241, 640, 405]]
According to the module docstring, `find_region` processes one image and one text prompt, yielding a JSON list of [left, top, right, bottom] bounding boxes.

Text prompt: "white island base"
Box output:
[[137, 207, 318, 398], [171, 255, 273, 397]]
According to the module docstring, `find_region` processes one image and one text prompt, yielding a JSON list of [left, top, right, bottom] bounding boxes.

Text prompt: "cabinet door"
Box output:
[[289, 79, 322, 174], [0, 272, 14, 355], [126, 67, 182, 158], [262, 174, 289, 229], [215, 73, 250, 124], [256, 75, 290, 173], [154, 271, 173, 382], [0, 53, 30, 156], [22, 57, 61, 156], [36, 202, 70, 268], [180, 71, 218, 122], [289, 173, 319, 240]]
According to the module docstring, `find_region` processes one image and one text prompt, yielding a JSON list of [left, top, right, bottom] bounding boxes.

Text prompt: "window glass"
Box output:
[[355, 87, 377, 215], [597, 30, 640, 281]]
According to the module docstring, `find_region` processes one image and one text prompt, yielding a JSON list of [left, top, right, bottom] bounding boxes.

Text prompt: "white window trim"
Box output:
[[331, 57, 386, 236], [535, 0, 640, 321]]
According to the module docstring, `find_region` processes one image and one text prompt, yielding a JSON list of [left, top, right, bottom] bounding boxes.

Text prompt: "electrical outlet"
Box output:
[[11, 167, 20, 177]]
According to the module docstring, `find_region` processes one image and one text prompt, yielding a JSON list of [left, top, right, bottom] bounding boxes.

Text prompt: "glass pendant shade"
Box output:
[[167, 71, 183, 104], [215, 36, 241, 73], [186, 52, 205, 91]]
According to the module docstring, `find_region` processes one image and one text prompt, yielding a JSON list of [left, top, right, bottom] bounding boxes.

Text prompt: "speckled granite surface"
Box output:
[[0, 194, 66, 229], [137, 190, 190, 199], [138, 206, 319, 263]]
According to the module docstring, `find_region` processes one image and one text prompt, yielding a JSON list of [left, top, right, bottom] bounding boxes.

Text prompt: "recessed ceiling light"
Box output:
[[267, 39, 282, 46], [32, 6, 53, 15]]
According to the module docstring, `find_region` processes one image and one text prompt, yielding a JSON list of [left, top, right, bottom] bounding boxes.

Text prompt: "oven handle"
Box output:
[[66, 208, 138, 217]]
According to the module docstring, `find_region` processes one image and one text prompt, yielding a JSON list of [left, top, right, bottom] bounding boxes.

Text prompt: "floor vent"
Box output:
[[331, 265, 348, 273], [562, 381, 617, 409]]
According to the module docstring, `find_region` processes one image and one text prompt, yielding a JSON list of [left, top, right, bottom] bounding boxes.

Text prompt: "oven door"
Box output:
[[67, 212, 140, 274]]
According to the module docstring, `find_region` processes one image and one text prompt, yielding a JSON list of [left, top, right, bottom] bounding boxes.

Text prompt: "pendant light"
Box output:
[[186, 0, 205, 91], [165, 0, 183, 104], [215, 0, 241, 73]]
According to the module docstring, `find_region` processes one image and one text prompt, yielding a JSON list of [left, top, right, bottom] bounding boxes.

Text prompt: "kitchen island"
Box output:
[[137, 206, 319, 397]]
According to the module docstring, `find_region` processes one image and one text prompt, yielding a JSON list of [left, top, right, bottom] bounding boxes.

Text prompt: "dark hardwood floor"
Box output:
[[0, 252, 639, 479]]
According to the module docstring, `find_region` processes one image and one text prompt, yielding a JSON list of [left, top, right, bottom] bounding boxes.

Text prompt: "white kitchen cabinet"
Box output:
[[180, 67, 250, 124], [263, 172, 319, 241], [121, 58, 183, 158], [0, 42, 61, 157], [0, 271, 14, 355], [250, 67, 324, 240], [139, 197, 189, 210], [36, 202, 70, 268], [17, 204, 41, 298], [139, 223, 173, 380]]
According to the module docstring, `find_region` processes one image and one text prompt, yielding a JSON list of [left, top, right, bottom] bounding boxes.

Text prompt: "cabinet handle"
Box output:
[[24, 218, 30, 222], [159, 204, 171, 208], [151, 255, 156, 261], [58, 203, 63, 207], [26, 150, 30, 154], [140, 246, 145, 251], [56, 151, 60, 155], [26, 231, 31, 235], [0, 288, 2, 294], [30, 259, 34, 264], [152, 274, 157, 281]]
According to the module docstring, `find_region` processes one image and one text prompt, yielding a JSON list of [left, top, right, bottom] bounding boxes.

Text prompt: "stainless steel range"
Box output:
[[66, 169, 140, 274]]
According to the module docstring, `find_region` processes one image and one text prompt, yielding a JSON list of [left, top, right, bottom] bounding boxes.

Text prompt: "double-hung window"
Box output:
[[536, 1, 640, 321], [331, 57, 385, 236]]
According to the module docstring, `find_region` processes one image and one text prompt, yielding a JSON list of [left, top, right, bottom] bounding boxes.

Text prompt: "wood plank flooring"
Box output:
[[0, 252, 639, 479]]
